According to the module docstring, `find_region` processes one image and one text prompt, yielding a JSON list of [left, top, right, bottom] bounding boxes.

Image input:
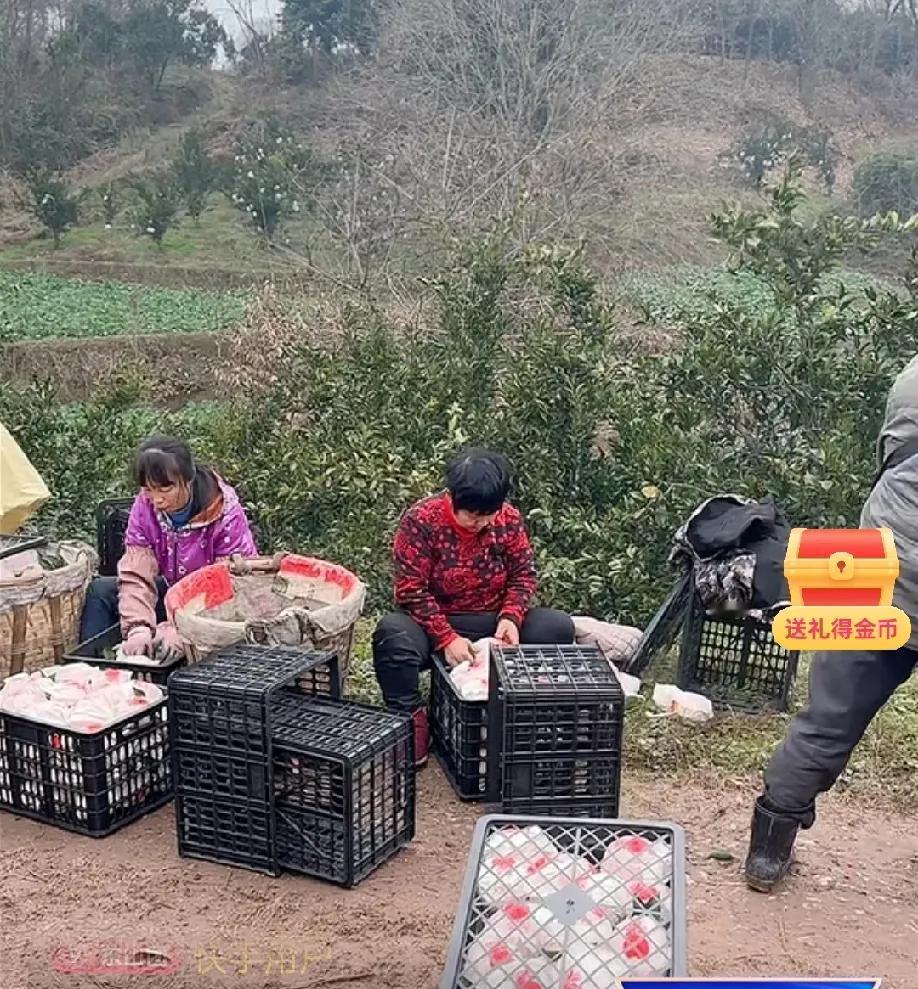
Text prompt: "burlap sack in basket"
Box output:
[[0, 541, 96, 677], [166, 554, 366, 676]]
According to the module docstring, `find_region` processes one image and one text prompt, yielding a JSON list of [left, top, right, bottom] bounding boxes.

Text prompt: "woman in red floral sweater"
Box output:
[[372, 448, 574, 765]]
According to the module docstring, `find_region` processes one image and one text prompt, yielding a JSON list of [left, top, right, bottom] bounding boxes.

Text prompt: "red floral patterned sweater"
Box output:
[[392, 493, 538, 648]]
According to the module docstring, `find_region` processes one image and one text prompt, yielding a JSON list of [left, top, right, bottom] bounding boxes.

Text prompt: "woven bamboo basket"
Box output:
[[0, 540, 96, 678], [165, 553, 366, 683]]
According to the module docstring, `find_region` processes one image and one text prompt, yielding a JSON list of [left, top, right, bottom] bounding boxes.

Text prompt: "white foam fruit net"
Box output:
[[456, 822, 675, 988]]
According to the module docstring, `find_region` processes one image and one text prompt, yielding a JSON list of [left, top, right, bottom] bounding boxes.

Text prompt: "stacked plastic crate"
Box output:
[[430, 643, 626, 815], [487, 645, 624, 818], [169, 643, 341, 875], [168, 642, 415, 884]]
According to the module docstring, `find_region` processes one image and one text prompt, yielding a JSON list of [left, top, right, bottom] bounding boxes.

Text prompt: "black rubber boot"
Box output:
[[744, 796, 800, 893]]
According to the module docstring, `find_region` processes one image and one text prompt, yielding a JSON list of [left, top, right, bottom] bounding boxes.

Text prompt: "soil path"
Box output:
[[2, 767, 915, 988]]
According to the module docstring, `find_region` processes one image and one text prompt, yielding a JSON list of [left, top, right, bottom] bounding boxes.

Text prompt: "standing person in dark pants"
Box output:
[[373, 448, 575, 766], [744, 355, 918, 892]]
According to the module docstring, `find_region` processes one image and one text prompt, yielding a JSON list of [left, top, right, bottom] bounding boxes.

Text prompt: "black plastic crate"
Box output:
[[169, 643, 340, 755], [678, 593, 799, 713], [169, 643, 339, 874], [270, 692, 415, 887], [429, 654, 488, 801], [0, 701, 171, 837], [176, 791, 274, 873], [629, 571, 692, 677], [500, 758, 624, 818], [175, 744, 270, 802], [440, 814, 687, 988], [95, 498, 134, 577], [64, 624, 186, 686], [487, 645, 624, 818]]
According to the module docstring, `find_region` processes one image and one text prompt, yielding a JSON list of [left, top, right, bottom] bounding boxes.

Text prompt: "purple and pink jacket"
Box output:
[[117, 475, 257, 636]]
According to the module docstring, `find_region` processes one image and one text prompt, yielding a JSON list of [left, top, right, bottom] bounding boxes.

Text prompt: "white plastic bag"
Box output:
[[0, 663, 163, 733], [449, 637, 497, 701], [652, 683, 713, 722], [611, 665, 642, 697]]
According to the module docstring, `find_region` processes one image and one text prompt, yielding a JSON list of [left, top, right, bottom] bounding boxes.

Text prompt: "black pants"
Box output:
[[80, 576, 167, 642], [372, 608, 576, 713], [763, 645, 918, 826]]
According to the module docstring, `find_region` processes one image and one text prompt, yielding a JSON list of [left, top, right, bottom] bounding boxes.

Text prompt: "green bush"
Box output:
[[853, 151, 918, 219], [722, 116, 837, 192], [172, 128, 217, 222], [227, 122, 324, 238], [4, 174, 916, 627], [24, 171, 80, 246], [128, 173, 181, 246], [98, 182, 119, 227]]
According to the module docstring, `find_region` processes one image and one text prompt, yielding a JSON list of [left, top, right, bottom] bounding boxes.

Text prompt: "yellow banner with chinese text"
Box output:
[[772, 605, 911, 651]]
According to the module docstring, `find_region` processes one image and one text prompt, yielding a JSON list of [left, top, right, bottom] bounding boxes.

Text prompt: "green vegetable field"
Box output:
[[0, 271, 244, 342]]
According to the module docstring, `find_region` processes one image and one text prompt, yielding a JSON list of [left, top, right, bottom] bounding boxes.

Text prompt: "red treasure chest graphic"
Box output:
[[784, 528, 899, 608], [774, 527, 910, 650]]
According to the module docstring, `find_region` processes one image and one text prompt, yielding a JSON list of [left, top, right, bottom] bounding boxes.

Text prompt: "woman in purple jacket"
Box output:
[[80, 435, 258, 661]]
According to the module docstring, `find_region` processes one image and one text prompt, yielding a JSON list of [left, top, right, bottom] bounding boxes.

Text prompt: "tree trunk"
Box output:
[[155, 58, 170, 93], [743, 4, 757, 84]]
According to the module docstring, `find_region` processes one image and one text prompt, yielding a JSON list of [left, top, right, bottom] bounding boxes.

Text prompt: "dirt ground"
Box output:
[[2, 764, 916, 989]]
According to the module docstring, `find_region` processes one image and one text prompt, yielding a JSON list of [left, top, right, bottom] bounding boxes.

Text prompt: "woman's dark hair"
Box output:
[[446, 448, 512, 514], [134, 435, 196, 488]]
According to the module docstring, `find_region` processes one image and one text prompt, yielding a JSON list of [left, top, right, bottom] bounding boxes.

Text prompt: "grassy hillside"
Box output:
[[2, 56, 917, 288]]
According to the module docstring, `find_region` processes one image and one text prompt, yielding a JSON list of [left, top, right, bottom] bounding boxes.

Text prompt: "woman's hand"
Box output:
[[152, 622, 185, 664], [122, 627, 153, 657], [495, 618, 520, 646], [444, 636, 475, 667]]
